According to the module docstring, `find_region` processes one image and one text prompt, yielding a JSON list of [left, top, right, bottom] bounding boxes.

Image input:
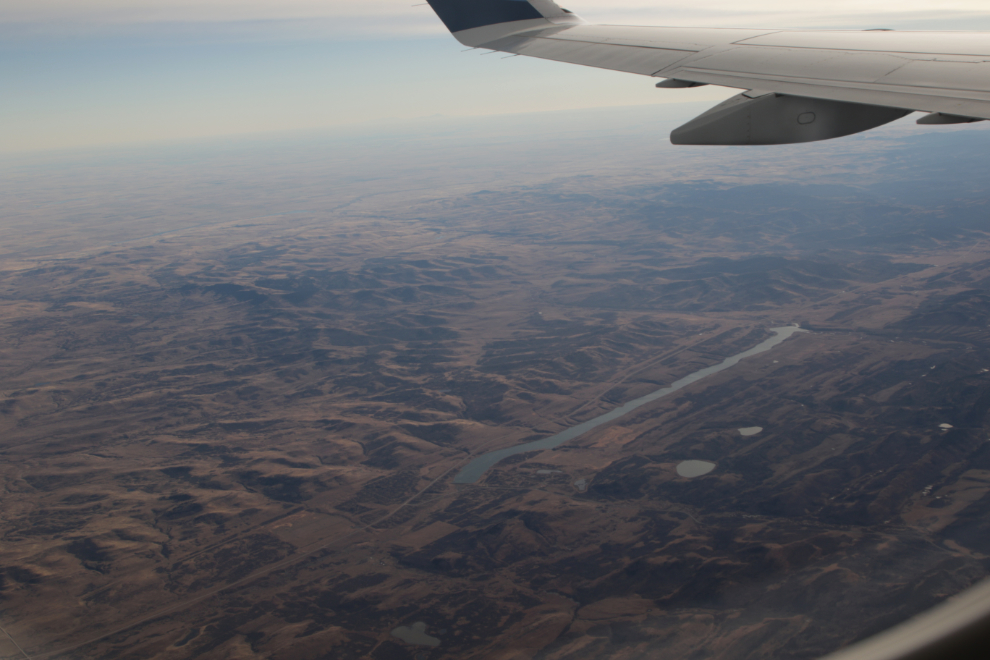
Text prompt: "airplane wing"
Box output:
[[424, 0, 990, 144]]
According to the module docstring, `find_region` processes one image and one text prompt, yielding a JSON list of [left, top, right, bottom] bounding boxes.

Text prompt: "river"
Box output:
[[453, 326, 808, 484]]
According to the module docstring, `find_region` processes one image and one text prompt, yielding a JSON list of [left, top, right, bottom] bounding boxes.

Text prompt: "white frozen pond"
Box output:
[[738, 427, 763, 436], [676, 460, 716, 478], [391, 622, 440, 647]]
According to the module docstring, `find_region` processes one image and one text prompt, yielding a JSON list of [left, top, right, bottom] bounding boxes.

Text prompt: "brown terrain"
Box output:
[[2, 112, 990, 660]]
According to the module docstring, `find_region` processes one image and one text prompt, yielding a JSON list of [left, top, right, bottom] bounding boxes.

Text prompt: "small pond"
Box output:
[[676, 460, 716, 478]]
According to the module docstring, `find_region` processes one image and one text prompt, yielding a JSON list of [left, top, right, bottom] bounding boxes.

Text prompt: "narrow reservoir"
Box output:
[[453, 326, 807, 484]]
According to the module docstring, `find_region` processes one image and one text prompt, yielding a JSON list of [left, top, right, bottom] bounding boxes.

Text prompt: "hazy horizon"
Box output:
[[5, 0, 990, 153]]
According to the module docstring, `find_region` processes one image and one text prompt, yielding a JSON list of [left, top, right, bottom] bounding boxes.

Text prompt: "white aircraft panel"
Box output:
[[682, 47, 910, 84], [546, 25, 769, 50], [510, 38, 594, 60], [737, 31, 990, 58], [670, 65, 990, 118], [880, 61, 990, 92], [514, 37, 696, 75]]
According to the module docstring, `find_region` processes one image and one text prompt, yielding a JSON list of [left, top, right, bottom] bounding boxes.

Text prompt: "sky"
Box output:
[[3, 1, 990, 153]]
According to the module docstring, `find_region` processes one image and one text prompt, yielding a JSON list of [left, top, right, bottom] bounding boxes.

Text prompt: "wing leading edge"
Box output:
[[424, 0, 990, 145]]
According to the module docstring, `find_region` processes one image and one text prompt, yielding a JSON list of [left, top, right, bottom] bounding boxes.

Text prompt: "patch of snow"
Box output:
[[392, 622, 440, 647]]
